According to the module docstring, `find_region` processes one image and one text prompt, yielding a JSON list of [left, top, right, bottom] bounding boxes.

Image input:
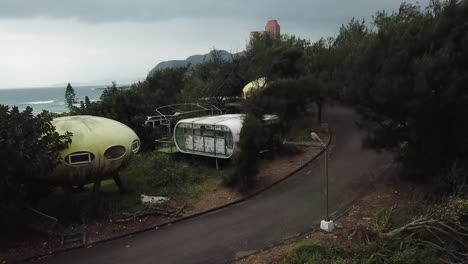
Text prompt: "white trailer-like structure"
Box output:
[[173, 114, 277, 159], [145, 103, 222, 153]]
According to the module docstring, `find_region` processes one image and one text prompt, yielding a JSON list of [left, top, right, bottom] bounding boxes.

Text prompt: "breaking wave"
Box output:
[[23, 100, 55, 105]]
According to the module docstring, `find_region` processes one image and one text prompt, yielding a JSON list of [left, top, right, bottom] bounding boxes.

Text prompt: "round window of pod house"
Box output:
[[104, 145, 126, 160], [131, 140, 140, 153], [65, 151, 95, 166]]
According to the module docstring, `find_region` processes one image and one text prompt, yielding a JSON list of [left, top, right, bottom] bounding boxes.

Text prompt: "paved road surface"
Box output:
[[35, 106, 392, 264]]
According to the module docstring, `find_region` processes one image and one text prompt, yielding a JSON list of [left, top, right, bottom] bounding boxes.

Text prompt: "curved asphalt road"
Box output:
[[35, 106, 392, 264]]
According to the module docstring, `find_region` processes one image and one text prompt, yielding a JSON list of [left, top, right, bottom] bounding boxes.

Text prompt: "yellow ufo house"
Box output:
[[38, 115, 140, 192], [242, 77, 268, 99]]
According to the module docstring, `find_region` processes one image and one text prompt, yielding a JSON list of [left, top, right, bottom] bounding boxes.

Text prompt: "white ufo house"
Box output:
[[173, 114, 277, 159]]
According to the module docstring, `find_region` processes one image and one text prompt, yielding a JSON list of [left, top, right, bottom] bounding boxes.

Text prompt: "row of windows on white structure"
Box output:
[[175, 125, 234, 157], [65, 140, 140, 166]]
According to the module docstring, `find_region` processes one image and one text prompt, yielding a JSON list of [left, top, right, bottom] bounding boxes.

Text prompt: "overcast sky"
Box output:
[[0, 0, 429, 89]]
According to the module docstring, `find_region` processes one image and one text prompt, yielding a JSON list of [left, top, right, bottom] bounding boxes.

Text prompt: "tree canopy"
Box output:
[[65, 83, 77, 110], [335, 0, 468, 183], [0, 106, 72, 211], [71, 0, 468, 190]]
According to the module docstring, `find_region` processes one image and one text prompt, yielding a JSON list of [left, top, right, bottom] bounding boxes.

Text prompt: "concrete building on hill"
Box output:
[[250, 20, 281, 40], [265, 20, 280, 38]]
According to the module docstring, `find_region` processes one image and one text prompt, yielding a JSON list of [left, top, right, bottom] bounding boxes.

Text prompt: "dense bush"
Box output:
[[37, 152, 220, 222], [223, 114, 266, 192], [283, 195, 468, 264], [334, 0, 468, 184], [283, 240, 440, 264], [121, 153, 210, 197], [0, 106, 71, 211]]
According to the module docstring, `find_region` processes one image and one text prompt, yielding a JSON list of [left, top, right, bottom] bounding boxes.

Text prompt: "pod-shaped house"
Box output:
[[173, 114, 277, 159], [36, 115, 140, 187]]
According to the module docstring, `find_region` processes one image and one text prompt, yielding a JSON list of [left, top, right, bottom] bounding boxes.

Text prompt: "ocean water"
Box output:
[[0, 86, 104, 114]]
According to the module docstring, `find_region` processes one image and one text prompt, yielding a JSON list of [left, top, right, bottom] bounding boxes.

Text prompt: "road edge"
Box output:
[[21, 135, 332, 263], [232, 155, 397, 264]]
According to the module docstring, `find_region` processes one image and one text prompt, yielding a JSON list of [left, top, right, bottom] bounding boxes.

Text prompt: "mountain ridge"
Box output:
[[148, 50, 245, 77]]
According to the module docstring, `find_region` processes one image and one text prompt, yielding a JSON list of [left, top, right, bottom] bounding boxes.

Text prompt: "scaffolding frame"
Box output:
[[145, 103, 223, 153]]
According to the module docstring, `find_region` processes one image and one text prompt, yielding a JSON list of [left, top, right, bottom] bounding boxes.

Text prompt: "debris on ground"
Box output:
[[113, 203, 186, 223], [140, 195, 170, 205]]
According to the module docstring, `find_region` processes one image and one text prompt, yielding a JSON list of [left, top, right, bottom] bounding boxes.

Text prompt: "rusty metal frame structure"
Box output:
[[145, 103, 223, 153]]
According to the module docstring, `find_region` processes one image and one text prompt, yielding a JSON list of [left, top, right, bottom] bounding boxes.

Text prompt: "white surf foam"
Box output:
[[23, 100, 55, 105]]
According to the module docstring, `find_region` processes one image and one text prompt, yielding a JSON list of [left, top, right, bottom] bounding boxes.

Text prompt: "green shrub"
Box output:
[[78, 191, 142, 223], [282, 241, 354, 264], [0, 105, 71, 211], [282, 240, 440, 264], [38, 153, 219, 223], [372, 205, 396, 233], [223, 114, 265, 192], [121, 153, 210, 197]]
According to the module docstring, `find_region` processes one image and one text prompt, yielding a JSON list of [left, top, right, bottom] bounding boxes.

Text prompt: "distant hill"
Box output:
[[148, 50, 245, 77]]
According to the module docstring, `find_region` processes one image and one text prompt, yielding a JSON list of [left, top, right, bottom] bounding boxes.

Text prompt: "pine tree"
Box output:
[[65, 83, 77, 110]]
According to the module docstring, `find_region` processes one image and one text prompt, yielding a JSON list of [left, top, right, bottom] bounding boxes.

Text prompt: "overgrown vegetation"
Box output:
[[245, 0, 468, 188], [70, 1, 468, 191], [335, 0, 468, 184], [0, 106, 71, 212], [282, 196, 468, 264], [223, 114, 265, 192], [37, 153, 225, 223], [283, 240, 440, 264], [121, 153, 214, 198]]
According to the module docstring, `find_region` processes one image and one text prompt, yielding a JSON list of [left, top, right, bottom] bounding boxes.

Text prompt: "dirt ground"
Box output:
[[235, 177, 415, 264], [0, 133, 329, 263]]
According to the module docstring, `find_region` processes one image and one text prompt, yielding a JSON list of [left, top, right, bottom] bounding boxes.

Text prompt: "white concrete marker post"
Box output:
[[310, 132, 334, 233]]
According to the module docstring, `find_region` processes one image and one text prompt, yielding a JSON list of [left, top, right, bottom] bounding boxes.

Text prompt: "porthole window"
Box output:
[[104, 145, 126, 160], [65, 152, 95, 165], [131, 140, 140, 153]]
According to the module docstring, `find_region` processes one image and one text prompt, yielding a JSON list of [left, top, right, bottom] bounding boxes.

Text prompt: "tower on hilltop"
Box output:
[[250, 20, 281, 41], [265, 20, 280, 39]]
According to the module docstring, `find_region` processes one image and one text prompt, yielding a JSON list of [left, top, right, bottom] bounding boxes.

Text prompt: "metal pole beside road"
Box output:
[[311, 131, 334, 232]]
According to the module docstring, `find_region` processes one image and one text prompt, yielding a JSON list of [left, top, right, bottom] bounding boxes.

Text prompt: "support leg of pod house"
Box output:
[[113, 172, 125, 194], [92, 177, 102, 198]]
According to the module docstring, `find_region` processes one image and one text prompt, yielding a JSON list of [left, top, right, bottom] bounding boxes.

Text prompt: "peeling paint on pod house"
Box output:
[[35, 116, 140, 190]]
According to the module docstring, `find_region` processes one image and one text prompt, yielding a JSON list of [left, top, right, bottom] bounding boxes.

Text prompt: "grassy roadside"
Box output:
[[238, 181, 468, 264], [37, 153, 228, 224]]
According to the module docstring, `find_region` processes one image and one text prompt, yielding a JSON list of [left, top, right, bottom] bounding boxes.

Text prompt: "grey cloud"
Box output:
[[0, 0, 429, 26]]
